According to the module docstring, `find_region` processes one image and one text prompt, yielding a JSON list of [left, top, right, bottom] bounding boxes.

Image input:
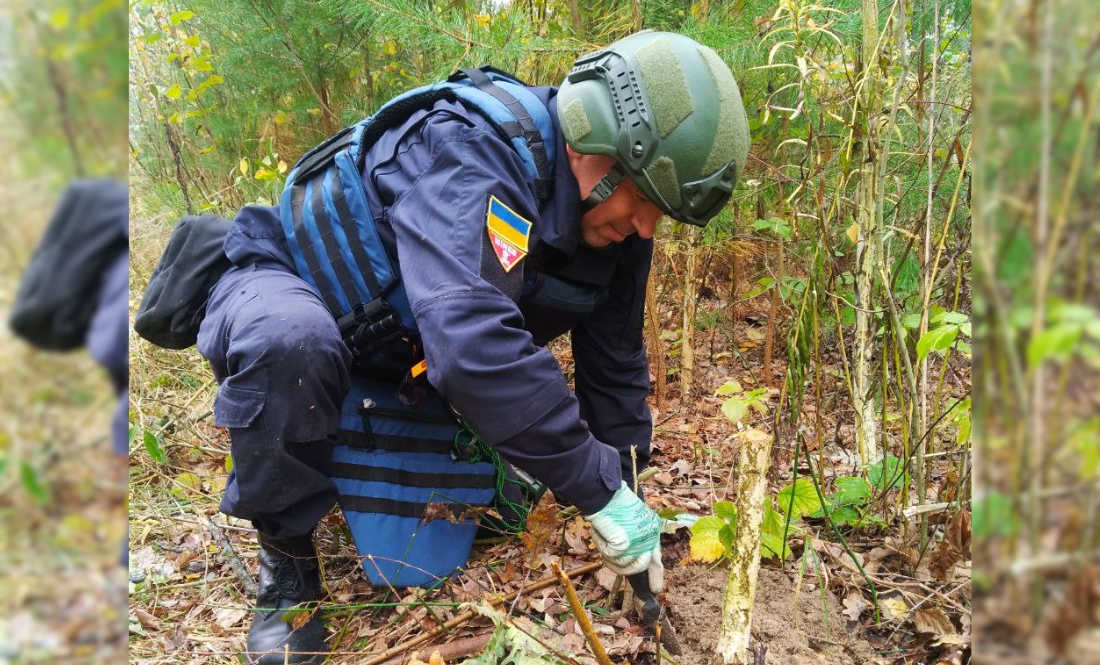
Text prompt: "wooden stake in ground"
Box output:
[[551, 562, 614, 665], [716, 428, 773, 664]]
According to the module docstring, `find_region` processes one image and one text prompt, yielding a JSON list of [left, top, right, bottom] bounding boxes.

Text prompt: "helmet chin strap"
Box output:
[[580, 163, 626, 213]]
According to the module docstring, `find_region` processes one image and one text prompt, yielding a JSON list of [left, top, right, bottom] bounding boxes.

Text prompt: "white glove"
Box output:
[[585, 482, 665, 592]]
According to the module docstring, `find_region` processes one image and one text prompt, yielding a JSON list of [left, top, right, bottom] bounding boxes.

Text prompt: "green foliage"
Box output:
[[776, 478, 823, 519], [143, 430, 168, 465], [717, 380, 769, 424], [868, 455, 904, 491], [21, 461, 51, 505], [972, 492, 1018, 539]]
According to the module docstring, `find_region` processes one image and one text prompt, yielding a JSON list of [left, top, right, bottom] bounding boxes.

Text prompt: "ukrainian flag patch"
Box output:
[[486, 195, 531, 273]]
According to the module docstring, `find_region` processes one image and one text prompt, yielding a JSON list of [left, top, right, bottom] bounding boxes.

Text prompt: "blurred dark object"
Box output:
[[9, 179, 128, 350], [134, 214, 232, 349]]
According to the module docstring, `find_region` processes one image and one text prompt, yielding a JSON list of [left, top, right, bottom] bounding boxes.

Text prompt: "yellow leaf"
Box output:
[[174, 472, 203, 493], [474, 14, 491, 27], [254, 168, 276, 182], [881, 596, 909, 622], [239, 159, 249, 175], [273, 110, 288, 125], [183, 35, 200, 47], [199, 144, 216, 154], [49, 9, 70, 30], [165, 84, 182, 100], [689, 516, 727, 563], [277, 160, 288, 174], [225, 454, 234, 473], [383, 40, 397, 55], [846, 222, 859, 244], [306, 108, 322, 116]]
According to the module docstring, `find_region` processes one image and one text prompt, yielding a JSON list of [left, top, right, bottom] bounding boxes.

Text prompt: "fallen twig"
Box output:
[[200, 513, 256, 597], [362, 561, 603, 665], [381, 632, 494, 664], [551, 562, 614, 665]]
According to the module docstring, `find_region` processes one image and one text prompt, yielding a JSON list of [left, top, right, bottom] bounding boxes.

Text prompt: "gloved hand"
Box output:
[[585, 482, 665, 592]]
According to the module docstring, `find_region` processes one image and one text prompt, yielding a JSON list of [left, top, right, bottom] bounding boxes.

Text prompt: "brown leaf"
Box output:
[[912, 608, 954, 635], [421, 502, 457, 525], [930, 510, 971, 583]]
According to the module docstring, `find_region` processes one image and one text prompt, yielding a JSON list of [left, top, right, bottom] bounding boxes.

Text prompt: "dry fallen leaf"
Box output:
[[880, 596, 909, 622], [912, 607, 955, 635], [842, 591, 869, 621]]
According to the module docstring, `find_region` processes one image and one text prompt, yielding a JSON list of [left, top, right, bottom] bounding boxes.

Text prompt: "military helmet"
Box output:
[[558, 30, 750, 227]]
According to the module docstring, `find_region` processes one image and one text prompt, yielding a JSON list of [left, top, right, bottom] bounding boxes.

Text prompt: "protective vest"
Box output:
[[279, 67, 556, 362], [279, 68, 556, 587]]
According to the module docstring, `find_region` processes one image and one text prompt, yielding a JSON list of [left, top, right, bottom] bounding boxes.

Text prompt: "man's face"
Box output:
[[568, 149, 664, 249]]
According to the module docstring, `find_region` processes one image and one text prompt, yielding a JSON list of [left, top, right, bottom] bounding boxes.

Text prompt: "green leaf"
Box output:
[[170, 10, 195, 25], [972, 492, 1017, 538], [902, 312, 922, 329], [868, 455, 904, 490], [917, 325, 959, 361], [830, 505, 860, 526], [1027, 324, 1084, 365], [713, 501, 737, 522], [776, 479, 822, 518], [719, 523, 735, 555], [716, 380, 743, 395], [721, 397, 748, 423], [934, 310, 969, 326], [21, 462, 50, 505], [144, 430, 168, 465], [689, 516, 728, 563], [833, 477, 872, 506], [760, 507, 793, 559], [225, 454, 234, 473]]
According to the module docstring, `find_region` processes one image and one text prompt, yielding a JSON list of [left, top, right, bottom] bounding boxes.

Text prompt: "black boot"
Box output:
[[246, 532, 327, 664]]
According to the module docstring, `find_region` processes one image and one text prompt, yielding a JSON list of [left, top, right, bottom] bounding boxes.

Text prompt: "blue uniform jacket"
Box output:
[[221, 86, 651, 514]]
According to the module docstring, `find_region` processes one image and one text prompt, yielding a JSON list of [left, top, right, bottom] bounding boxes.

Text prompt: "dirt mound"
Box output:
[[664, 564, 878, 664]]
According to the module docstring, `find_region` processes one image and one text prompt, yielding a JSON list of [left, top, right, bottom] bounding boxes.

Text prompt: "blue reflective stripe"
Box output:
[[321, 169, 373, 304], [336, 152, 396, 296], [301, 179, 352, 313], [277, 172, 317, 293]]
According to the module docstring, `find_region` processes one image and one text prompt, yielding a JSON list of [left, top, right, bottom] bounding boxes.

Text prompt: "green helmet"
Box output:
[[558, 31, 750, 227]]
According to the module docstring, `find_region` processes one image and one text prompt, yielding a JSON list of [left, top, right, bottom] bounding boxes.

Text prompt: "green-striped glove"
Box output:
[[585, 482, 665, 592]]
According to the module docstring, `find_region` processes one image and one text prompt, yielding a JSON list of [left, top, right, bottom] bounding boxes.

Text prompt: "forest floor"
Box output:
[[126, 215, 974, 664], [0, 183, 128, 664]]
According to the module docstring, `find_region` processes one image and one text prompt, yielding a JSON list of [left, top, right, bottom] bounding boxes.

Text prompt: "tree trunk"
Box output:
[[568, 0, 584, 40], [852, 0, 882, 468], [680, 226, 698, 403], [716, 428, 773, 663]]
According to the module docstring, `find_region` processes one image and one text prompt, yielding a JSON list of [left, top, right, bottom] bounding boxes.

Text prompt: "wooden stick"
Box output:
[[362, 562, 603, 665], [551, 562, 614, 665]]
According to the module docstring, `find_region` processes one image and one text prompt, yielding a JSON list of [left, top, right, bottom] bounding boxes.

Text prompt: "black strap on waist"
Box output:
[[330, 462, 495, 489], [338, 495, 477, 520], [338, 429, 454, 455]]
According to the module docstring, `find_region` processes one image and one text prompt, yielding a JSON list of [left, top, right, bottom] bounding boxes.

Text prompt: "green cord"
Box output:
[[453, 424, 533, 533]]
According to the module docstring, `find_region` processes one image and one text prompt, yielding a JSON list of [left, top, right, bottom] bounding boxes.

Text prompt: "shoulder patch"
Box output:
[[485, 195, 531, 273]]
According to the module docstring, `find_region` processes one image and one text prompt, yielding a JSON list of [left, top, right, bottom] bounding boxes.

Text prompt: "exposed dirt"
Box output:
[[664, 563, 879, 665]]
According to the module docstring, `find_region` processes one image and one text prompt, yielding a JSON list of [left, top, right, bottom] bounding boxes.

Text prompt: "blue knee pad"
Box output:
[[331, 377, 497, 587]]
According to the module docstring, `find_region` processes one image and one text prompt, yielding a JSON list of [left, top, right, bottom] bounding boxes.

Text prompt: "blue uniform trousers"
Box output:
[[198, 263, 352, 538]]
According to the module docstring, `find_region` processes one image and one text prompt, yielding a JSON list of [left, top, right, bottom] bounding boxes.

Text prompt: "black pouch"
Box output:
[[134, 214, 233, 349], [10, 180, 129, 351]]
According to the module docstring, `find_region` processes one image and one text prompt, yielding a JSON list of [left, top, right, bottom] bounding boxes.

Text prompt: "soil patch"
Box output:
[[664, 563, 878, 664]]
